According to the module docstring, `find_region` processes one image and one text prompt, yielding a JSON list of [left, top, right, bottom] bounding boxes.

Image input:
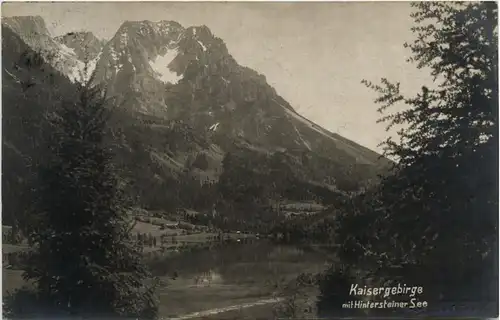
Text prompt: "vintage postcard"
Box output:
[[1, 1, 498, 319]]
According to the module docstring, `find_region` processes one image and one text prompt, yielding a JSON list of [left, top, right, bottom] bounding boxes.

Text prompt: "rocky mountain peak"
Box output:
[[2, 16, 93, 83], [54, 31, 106, 61], [2, 15, 50, 38], [113, 20, 184, 47], [186, 25, 213, 40], [2, 15, 55, 54], [90, 19, 231, 116]]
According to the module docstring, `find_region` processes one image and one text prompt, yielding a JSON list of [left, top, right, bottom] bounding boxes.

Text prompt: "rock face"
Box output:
[[54, 31, 106, 61], [2, 16, 390, 223], [3, 16, 100, 83], [89, 19, 385, 166]]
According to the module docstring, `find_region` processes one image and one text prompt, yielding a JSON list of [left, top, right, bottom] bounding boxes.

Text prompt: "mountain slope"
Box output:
[[54, 31, 106, 62], [2, 24, 79, 227], [2, 17, 391, 223], [94, 20, 388, 181], [2, 16, 96, 82]]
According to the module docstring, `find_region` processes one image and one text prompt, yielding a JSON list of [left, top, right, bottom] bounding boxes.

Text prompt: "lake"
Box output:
[[147, 241, 333, 318], [2, 241, 334, 319]]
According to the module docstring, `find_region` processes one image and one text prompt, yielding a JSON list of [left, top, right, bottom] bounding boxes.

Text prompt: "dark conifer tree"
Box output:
[[13, 71, 159, 318]]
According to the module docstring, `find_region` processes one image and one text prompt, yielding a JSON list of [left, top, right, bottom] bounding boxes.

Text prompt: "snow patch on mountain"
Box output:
[[126, 55, 136, 71], [66, 62, 85, 83], [197, 40, 207, 52], [209, 123, 220, 131], [64, 51, 102, 83], [156, 21, 175, 34], [59, 43, 77, 58], [86, 52, 101, 78], [109, 47, 119, 62], [149, 49, 182, 84], [119, 32, 129, 47], [53, 43, 87, 83]]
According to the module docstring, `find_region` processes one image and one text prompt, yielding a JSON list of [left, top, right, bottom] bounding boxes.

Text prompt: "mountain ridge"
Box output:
[[2, 16, 390, 228], [54, 31, 107, 62]]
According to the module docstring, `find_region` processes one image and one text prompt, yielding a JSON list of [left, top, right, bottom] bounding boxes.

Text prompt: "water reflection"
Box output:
[[149, 242, 332, 317], [147, 241, 331, 286]]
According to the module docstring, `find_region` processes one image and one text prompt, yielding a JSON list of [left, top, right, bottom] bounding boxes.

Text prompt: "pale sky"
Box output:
[[2, 1, 433, 152]]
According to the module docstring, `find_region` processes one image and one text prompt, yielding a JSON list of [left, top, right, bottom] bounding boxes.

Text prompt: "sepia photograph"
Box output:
[[1, 1, 498, 319]]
